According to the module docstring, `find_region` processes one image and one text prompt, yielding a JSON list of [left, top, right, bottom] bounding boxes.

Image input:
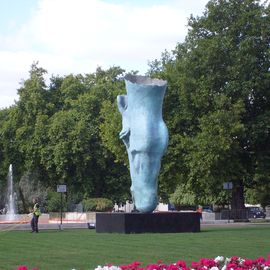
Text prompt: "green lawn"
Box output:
[[0, 225, 269, 270]]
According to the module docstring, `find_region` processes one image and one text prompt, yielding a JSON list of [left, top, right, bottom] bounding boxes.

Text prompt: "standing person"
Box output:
[[31, 199, 41, 233]]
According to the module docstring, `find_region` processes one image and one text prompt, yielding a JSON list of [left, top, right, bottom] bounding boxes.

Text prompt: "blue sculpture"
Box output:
[[117, 75, 168, 213]]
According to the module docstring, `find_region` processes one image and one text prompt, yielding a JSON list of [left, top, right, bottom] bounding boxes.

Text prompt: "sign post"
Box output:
[[57, 184, 67, 230], [223, 182, 233, 223]]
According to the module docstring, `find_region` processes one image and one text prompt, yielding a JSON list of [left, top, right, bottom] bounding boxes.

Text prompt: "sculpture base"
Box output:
[[96, 212, 200, 233]]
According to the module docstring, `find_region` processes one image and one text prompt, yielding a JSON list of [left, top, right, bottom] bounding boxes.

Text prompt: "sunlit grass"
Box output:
[[0, 225, 269, 270]]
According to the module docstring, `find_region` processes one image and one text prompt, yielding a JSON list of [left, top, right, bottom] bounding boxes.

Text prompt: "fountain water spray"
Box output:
[[6, 164, 17, 220]]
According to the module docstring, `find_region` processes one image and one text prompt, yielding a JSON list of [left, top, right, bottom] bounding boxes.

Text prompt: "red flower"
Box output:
[[167, 264, 179, 270], [226, 262, 238, 269], [146, 264, 160, 270], [191, 262, 199, 269], [200, 258, 217, 268], [17, 267, 28, 270], [132, 261, 141, 267], [242, 259, 253, 268], [230, 257, 239, 263], [120, 261, 141, 270], [254, 257, 266, 265], [160, 264, 169, 270], [176, 260, 187, 268]]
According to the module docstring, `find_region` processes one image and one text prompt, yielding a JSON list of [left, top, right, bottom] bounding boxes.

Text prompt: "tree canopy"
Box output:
[[148, 0, 270, 210], [0, 0, 269, 213], [0, 64, 131, 211]]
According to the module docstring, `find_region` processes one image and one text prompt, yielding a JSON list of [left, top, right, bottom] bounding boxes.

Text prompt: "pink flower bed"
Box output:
[[16, 255, 270, 270], [95, 255, 270, 270]]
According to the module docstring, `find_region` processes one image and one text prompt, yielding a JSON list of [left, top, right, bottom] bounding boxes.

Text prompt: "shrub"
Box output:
[[47, 190, 67, 212], [82, 198, 113, 212], [169, 184, 197, 210]]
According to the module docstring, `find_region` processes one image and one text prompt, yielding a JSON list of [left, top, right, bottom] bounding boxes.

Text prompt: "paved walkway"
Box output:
[[201, 221, 270, 228], [0, 222, 90, 231], [0, 219, 269, 231]]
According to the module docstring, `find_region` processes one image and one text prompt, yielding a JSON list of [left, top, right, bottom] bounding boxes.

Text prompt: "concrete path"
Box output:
[[0, 219, 269, 232]]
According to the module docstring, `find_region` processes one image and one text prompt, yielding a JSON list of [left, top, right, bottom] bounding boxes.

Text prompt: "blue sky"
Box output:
[[0, 0, 209, 109], [0, 1, 38, 35]]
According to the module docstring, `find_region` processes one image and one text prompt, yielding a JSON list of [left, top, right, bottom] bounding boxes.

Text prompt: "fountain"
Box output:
[[0, 165, 48, 229], [0, 164, 27, 225], [6, 164, 17, 220]]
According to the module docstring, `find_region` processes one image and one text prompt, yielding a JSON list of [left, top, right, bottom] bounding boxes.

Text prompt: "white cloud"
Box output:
[[28, 0, 191, 60], [0, 0, 209, 109]]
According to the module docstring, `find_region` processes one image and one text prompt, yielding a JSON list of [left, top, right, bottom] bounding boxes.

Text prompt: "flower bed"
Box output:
[[16, 255, 270, 270], [95, 255, 270, 270]]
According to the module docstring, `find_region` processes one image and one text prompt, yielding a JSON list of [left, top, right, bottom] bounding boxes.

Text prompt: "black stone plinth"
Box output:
[[96, 212, 200, 233]]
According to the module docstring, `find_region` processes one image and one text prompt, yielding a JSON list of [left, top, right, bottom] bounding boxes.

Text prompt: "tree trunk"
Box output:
[[230, 180, 246, 220]]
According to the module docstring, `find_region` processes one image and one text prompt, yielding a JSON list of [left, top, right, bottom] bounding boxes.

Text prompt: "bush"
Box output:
[[47, 190, 67, 212], [82, 198, 96, 212], [82, 198, 113, 212], [169, 184, 196, 211]]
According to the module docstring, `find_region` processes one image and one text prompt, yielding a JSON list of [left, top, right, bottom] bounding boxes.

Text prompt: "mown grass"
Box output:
[[0, 225, 269, 270]]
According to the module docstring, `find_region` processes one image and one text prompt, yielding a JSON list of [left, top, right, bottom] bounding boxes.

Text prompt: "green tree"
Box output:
[[77, 67, 130, 202], [149, 0, 270, 213], [0, 64, 132, 210], [39, 66, 130, 202], [15, 62, 50, 170]]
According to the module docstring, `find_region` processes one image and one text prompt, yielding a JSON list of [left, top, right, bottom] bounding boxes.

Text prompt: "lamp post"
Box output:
[[57, 184, 67, 230]]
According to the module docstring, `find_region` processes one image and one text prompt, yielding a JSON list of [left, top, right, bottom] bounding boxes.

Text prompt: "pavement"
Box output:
[[0, 219, 269, 232], [0, 222, 93, 231]]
